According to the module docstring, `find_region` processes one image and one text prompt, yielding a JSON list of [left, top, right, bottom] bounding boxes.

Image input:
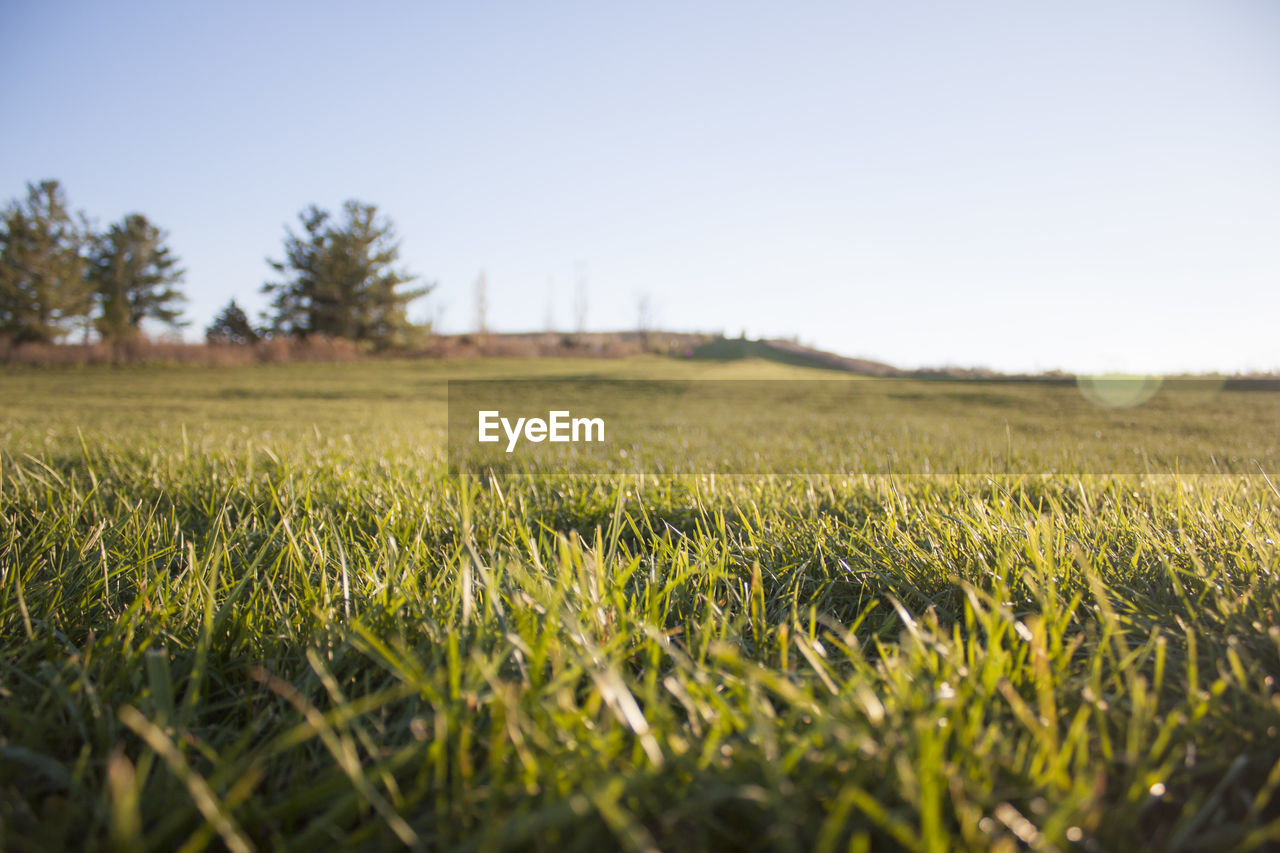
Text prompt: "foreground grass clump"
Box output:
[[2, 361, 1279, 851]]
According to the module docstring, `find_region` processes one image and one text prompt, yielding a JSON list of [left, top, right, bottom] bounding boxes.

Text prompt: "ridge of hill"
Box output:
[[687, 337, 902, 376]]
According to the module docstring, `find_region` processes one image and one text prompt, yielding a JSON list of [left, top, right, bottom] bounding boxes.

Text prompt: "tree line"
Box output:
[[0, 180, 430, 349]]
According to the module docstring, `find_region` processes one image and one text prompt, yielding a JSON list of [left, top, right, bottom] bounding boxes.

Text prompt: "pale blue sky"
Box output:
[[3, 1, 1277, 373]]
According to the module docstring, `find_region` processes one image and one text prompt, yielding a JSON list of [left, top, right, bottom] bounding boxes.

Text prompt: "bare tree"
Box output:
[[473, 270, 488, 335], [544, 276, 555, 332], [573, 262, 588, 334], [636, 292, 652, 334]]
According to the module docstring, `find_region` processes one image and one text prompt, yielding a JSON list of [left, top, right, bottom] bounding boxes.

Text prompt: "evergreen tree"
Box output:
[[0, 180, 90, 344], [262, 201, 430, 347], [89, 213, 187, 341], [205, 299, 260, 345]]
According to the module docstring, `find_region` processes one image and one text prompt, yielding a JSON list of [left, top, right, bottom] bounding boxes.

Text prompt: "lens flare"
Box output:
[[1076, 374, 1163, 409]]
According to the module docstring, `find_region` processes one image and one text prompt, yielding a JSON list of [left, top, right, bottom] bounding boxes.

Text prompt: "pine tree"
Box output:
[[205, 299, 260, 345], [0, 180, 90, 344], [89, 213, 187, 342], [262, 201, 430, 347]]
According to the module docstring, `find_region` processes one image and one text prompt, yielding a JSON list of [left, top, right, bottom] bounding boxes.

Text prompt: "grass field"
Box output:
[[2, 358, 1279, 851]]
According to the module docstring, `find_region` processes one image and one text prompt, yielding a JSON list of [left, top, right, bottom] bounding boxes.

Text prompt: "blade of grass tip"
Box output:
[[1245, 753, 1280, 824], [586, 778, 662, 853], [461, 546, 474, 628], [75, 426, 100, 492], [333, 526, 351, 620], [305, 647, 408, 812], [992, 802, 1052, 851], [823, 783, 923, 852], [250, 666, 420, 847], [21, 453, 66, 488], [145, 648, 176, 729], [791, 626, 839, 696], [1167, 754, 1250, 850], [568, 626, 664, 767], [600, 664, 665, 768], [605, 483, 626, 566], [117, 705, 253, 853], [106, 747, 142, 851], [179, 542, 217, 727], [263, 681, 419, 758], [1256, 462, 1280, 500], [1, 746, 71, 791], [13, 565, 34, 641], [174, 763, 266, 853], [1239, 818, 1280, 851]]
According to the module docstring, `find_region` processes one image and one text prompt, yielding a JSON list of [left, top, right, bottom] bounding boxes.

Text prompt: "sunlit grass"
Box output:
[[2, 359, 1279, 851]]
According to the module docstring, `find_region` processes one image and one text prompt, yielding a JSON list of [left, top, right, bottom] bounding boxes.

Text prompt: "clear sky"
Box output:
[[3, 1, 1277, 373]]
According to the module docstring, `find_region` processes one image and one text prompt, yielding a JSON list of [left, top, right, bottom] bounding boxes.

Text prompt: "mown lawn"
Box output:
[[2, 359, 1279, 851]]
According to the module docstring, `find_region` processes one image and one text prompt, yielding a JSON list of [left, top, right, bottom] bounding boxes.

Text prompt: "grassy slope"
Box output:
[[1, 359, 1279, 851]]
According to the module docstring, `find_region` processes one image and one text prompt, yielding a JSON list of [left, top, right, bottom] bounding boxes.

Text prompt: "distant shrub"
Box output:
[[0, 334, 365, 366], [0, 330, 721, 366]]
